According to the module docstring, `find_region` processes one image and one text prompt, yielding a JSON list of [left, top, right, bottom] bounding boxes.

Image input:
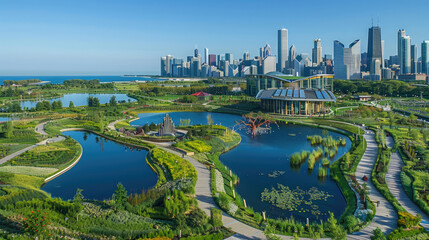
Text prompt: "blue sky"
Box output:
[[0, 0, 428, 75]]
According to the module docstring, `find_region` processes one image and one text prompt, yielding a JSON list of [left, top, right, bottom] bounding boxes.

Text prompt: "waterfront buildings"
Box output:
[[312, 39, 322, 66], [367, 26, 382, 78], [204, 48, 209, 64], [334, 40, 361, 80], [422, 41, 429, 75], [278, 28, 288, 72]]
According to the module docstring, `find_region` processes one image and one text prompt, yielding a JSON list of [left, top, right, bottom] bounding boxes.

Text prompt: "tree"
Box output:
[[112, 183, 128, 210], [344, 153, 351, 169], [361, 182, 369, 203], [69, 101, 75, 109], [210, 208, 222, 230], [388, 112, 395, 128], [371, 228, 386, 240], [5, 121, 13, 138], [343, 215, 358, 233], [327, 212, 347, 240], [109, 95, 117, 106], [409, 113, 417, 122], [187, 208, 208, 228], [236, 112, 278, 137], [73, 188, 84, 205]]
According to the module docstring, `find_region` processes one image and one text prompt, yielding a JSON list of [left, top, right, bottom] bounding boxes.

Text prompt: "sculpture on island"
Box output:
[[235, 112, 278, 137], [159, 114, 175, 136]]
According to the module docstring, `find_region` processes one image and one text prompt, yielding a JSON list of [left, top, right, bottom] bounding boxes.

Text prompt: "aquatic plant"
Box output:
[[322, 158, 330, 167], [290, 152, 302, 166], [318, 167, 327, 178], [308, 154, 316, 170]]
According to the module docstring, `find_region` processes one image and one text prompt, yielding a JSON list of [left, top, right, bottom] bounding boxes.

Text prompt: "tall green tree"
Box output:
[[112, 183, 128, 210], [109, 95, 117, 106]]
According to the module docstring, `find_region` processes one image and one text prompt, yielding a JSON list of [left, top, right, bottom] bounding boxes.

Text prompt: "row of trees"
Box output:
[[334, 79, 429, 98], [139, 84, 230, 96], [35, 100, 63, 111], [41, 79, 114, 89]]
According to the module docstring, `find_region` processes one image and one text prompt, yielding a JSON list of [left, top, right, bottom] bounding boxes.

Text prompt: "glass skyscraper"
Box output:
[[400, 36, 411, 74], [367, 26, 382, 76], [277, 28, 288, 72], [334, 40, 361, 80], [422, 41, 429, 75]]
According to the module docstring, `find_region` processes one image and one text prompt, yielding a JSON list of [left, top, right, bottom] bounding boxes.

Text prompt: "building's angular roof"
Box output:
[[191, 91, 212, 97], [256, 88, 336, 102]]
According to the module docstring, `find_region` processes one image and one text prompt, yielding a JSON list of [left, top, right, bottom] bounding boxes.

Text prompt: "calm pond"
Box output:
[[133, 112, 351, 222], [21, 93, 136, 109], [42, 131, 157, 200]]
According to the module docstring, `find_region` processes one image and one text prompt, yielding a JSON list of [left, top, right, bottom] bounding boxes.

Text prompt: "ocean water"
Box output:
[[0, 76, 165, 85]]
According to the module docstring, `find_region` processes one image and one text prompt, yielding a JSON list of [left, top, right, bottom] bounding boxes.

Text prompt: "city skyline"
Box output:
[[1, 0, 429, 75]]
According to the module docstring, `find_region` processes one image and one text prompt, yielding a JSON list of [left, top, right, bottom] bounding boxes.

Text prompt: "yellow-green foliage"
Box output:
[[0, 172, 44, 189], [185, 140, 212, 153], [151, 148, 197, 181], [308, 154, 316, 170], [0, 166, 58, 177]]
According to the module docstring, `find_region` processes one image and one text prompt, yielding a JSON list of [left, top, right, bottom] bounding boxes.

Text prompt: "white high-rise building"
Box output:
[[262, 56, 277, 74], [422, 41, 429, 75], [277, 28, 288, 72], [312, 39, 323, 66], [204, 48, 209, 64], [400, 36, 412, 74], [334, 40, 361, 80]]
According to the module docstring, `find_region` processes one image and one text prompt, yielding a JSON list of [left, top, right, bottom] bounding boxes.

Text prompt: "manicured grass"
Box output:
[[0, 166, 57, 177]]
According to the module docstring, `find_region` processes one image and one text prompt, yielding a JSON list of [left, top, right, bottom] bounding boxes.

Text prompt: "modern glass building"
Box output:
[[246, 72, 334, 96], [277, 28, 288, 72], [256, 88, 336, 116], [367, 26, 382, 76], [401, 36, 412, 74], [422, 41, 429, 75], [334, 40, 361, 80]]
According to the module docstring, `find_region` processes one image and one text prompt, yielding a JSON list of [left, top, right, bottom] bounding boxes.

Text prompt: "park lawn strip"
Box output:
[[0, 166, 57, 177]]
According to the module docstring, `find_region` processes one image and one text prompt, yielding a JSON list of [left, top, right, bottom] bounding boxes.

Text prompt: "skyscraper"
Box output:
[[422, 41, 429, 74], [411, 45, 418, 74], [381, 40, 385, 69], [312, 39, 322, 66], [334, 40, 361, 80], [243, 52, 250, 61], [288, 45, 296, 69], [160, 57, 167, 76], [208, 54, 217, 66], [194, 48, 198, 58], [277, 28, 288, 72], [367, 26, 382, 77], [225, 53, 233, 63], [262, 43, 271, 58], [400, 36, 411, 74], [204, 48, 209, 64]]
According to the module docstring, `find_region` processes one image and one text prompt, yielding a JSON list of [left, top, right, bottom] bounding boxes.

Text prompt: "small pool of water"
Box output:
[[42, 131, 157, 200], [20, 93, 136, 109]]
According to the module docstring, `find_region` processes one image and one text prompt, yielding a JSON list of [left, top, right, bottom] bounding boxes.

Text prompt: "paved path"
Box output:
[[386, 136, 429, 230], [162, 147, 267, 239], [0, 121, 65, 166], [348, 130, 397, 240]]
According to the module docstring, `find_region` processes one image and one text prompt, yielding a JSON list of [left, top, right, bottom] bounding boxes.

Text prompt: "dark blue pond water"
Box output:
[[135, 112, 351, 222], [42, 131, 157, 200], [20, 93, 136, 109]]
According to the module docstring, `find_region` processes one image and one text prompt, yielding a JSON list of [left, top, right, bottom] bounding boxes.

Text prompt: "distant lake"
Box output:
[[42, 131, 157, 200], [0, 117, 9, 122], [0, 76, 164, 85], [20, 93, 136, 109], [135, 112, 351, 222]]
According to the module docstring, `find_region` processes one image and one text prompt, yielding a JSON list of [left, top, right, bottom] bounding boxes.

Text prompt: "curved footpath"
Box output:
[[348, 130, 397, 240], [0, 121, 64, 165], [386, 136, 429, 230]]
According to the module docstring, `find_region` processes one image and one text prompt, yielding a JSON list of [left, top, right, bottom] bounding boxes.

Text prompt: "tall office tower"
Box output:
[[225, 53, 233, 63], [422, 41, 429, 74], [243, 52, 250, 61], [312, 38, 323, 66], [381, 40, 385, 69], [217, 55, 221, 67], [397, 29, 406, 73], [160, 57, 167, 76], [165, 55, 174, 76], [194, 48, 198, 58], [334, 40, 361, 80], [262, 43, 271, 58], [208, 54, 217, 66], [288, 45, 297, 68], [262, 56, 277, 74], [224, 61, 230, 77], [277, 28, 288, 72], [190, 57, 201, 77], [400, 36, 412, 74], [204, 48, 209, 64], [411, 45, 418, 73], [367, 26, 382, 76]]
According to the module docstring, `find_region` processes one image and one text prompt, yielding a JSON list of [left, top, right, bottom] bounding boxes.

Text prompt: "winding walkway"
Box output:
[[0, 121, 65, 166], [386, 136, 429, 230], [348, 130, 397, 240]]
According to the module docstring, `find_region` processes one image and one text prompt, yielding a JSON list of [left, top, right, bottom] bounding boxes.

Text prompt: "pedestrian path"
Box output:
[[348, 130, 397, 240], [386, 136, 429, 230]]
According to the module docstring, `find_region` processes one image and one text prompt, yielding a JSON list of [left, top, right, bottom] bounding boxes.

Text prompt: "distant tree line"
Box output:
[[139, 84, 230, 96], [2, 79, 41, 87], [334, 79, 429, 98], [41, 79, 114, 89]]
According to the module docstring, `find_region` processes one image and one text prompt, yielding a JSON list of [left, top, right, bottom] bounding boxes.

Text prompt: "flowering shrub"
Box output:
[[23, 202, 51, 237]]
